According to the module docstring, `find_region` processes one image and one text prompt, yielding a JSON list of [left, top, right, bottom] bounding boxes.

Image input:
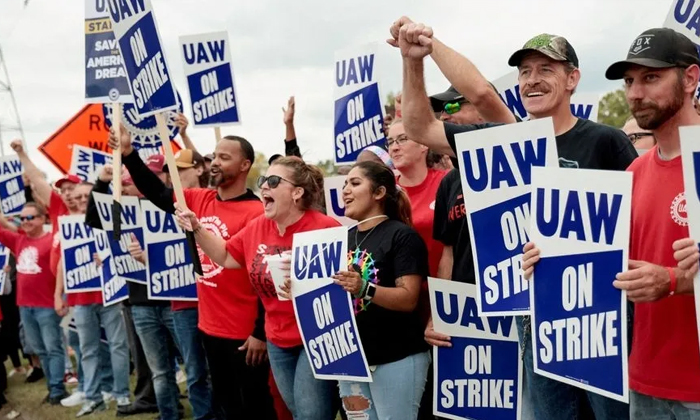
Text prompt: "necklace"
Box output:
[[353, 215, 388, 251]]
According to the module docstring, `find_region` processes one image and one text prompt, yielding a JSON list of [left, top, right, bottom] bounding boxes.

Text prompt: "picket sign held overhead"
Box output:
[[529, 166, 631, 403], [84, 0, 132, 103], [141, 200, 197, 301], [70, 145, 113, 184], [455, 118, 559, 316], [95, 229, 128, 306], [59, 215, 102, 294], [0, 155, 25, 217], [334, 42, 385, 165], [291, 226, 372, 382], [323, 176, 354, 226], [180, 31, 240, 128], [490, 70, 599, 122], [429, 278, 522, 420]]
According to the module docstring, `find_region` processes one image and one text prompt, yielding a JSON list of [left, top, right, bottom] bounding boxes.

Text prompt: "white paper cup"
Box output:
[[265, 252, 291, 301]]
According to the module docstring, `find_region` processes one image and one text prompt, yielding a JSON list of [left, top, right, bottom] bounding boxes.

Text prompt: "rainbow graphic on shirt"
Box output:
[[348, 248, 378, 313]]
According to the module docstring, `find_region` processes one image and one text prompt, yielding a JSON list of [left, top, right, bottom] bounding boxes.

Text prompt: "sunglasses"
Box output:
[[627, 132, 654, 144], [20, 215, 40, 222], [257, 175, 298, 189], [443, 100, 468, 115], [386, 134, 409, 148]]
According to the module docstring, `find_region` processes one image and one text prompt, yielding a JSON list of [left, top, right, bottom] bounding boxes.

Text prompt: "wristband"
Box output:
[[354, 279, 368, 299], [667, 267, 677, 297]]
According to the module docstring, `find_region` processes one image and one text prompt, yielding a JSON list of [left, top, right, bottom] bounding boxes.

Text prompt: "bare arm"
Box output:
[[175, 113, 199, 154], [54, 257, 68, 316], [431, 38, 516, 125], [0, 212, 17, 233], [175, 206, 241, 269], [371, 275, 423, 312], [10, 140, 52, 205], [437, 245, 453, 280]]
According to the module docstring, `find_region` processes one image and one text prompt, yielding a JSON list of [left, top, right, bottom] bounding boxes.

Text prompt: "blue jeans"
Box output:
[[20, 307, 66, 398], [631, 390, 700, 419], [267, 342, 337, 420], [132, 305, 180, 420], [516, 316, 629, 420], [172, 309, 212, 420], [74, 304, 129, 403], [339, 351, 430, 420]]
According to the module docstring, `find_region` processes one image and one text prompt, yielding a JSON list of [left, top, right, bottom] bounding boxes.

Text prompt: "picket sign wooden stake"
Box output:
[[155, 113, 188, 210], [214, 126, 222, 143], [111, 103, 123, 239]]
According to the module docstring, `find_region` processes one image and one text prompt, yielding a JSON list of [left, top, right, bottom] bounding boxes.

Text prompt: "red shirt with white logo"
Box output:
[[627, 148, 700, 402], [226, 210, 341, 348], [0, 229, 55, 308], [183, 188, 264, 340], [399, 168, 447, 277]]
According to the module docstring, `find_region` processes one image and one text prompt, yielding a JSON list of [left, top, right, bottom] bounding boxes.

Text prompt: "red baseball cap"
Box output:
[[54, 174, 81, 189], [145, 154, 165, 174]]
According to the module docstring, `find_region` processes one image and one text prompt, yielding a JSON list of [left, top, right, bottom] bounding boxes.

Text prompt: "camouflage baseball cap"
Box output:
[[508, 34, 579, 68]]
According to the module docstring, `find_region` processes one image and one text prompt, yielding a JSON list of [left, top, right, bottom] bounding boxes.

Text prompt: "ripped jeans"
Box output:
[[339, 351, 430, 420]]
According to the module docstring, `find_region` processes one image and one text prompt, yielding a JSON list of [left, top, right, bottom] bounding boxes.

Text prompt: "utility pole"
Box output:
[[0, 45, 25, 156]]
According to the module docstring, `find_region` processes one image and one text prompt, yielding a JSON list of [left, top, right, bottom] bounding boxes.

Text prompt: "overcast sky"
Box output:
[[0, 0, 674, 181]]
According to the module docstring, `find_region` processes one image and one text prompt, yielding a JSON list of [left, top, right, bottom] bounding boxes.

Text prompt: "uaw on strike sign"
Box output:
[[529, 166, 631, 402]]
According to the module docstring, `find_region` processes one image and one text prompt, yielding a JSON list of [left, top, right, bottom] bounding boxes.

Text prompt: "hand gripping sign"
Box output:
[[141, 200, 197, 301], [429, 278, 522, 420], [455, 118, 558, 316], [334, 43, 385, 165], [291, 226, 371, 382], [92, 192, 147, 285], [323, 176, 354, 226], [59, 215, 102, 293], [180, 31, 240, 127], [0, 155, 25, 217], [94, 229, 128, 306], [529, 166, 631, 403]]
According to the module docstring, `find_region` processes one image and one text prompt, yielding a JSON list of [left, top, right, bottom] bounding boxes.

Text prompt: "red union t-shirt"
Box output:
[[399, 168, 447, 277], [627, 149, 700, 402], [0, 229, 55, 308], [182, 188, 264, 340], [226, 210, 341, 348]]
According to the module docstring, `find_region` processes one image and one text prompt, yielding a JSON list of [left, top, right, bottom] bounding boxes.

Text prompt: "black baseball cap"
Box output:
[[606, 28, 700, 80], [429, 86, 465, 113], [508, 34, 579, 68], [268, 154, 283, 165]]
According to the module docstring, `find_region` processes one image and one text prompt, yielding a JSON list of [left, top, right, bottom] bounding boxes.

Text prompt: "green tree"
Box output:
[[385, 91, 397, 108], [597, 89, 630, 128], [246, 151, 268, 190], [315, 159, 337, 177]]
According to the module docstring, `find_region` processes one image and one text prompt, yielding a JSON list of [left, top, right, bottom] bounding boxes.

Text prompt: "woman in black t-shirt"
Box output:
[[332, 161, 430, 420]]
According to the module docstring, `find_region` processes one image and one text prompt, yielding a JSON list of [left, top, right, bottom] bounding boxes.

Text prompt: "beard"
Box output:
[[209, 170, 235, 187], [631, 78, 685, 130]]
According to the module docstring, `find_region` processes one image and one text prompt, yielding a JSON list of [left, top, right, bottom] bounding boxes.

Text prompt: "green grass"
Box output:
[[1, 360, 189, 420]]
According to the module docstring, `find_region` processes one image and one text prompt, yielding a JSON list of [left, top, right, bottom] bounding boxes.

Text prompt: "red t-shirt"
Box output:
[[182, 188, 264, 340], [399, 168, 447, 277], [0, 229, 55, 308], [226, 210, 341, 348], [628, 149, 700, 402]]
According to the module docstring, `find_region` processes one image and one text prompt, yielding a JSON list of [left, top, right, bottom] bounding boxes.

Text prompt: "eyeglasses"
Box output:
[[627, 132, 654, 144], [386, 134, 409, 148], [257, 175, 298, 189], [443, 101, 468, 115], [20, 215, 40, 222], [73, 194, 90, 200]]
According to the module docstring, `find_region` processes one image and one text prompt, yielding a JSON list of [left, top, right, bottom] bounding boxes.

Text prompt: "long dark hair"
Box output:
[[352, 161, 412, 227]]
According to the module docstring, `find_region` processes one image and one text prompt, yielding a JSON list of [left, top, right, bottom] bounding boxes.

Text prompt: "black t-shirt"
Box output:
[[349, 219, 429, 366], [432, 168, 475, 283]]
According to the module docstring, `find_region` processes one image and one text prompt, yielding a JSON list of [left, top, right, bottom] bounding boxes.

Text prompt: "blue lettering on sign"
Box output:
[[147, 238, 196, 299], [499, 85, 527, 120], [693, 152, 700, 200], [0, 159, 22, 177], [107, 0, 146, 23], [182, 40, 225, 65], [674, 0, 700, 36], [294, 241, 343, 280], [64, 240, 101, 291], [61, 222, 96, 241], [334, 83, 385, 163], [535, 188, 622, 245], [336, 55, 374, 87], [186, 63, 238, 125], [533, 251, 624, 397], [435, 292, 515, 337], [0, 174, 25, 216], [462, 138, 547, 192], [570, 104, 593, 120], [329, 188, 345, 217], [144, 209, 179, 234]]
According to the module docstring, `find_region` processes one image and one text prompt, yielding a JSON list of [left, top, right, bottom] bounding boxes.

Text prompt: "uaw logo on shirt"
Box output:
[[630, 34, 653, 55], [17, 247, 41, 275], [671, 192, 688, 227], [197, 215, 229, 280], [102, 90, 183, 159]]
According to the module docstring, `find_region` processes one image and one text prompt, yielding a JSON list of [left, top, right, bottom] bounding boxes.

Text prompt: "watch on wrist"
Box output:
[[363, 282, 377, 301]]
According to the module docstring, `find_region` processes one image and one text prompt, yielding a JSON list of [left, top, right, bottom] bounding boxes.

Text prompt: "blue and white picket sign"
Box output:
[[323, 176, 354, 226], [334, 43, 385, 165], [141, 200, 197, 301], [84, 0, 132, 103], [0, 155, 25, 217], [291, 226, 371, 382], [106, 0, 177, 117], [70, 145, 113, 183], [491, 71, 599, 122], [59, 215, 102, 294], [455, 118, 558, 316], [429, 278, 521, 420], [92, 192, 147, 285], [529, 166, 631, 403], [0, 243, 9, 294], [680, 126, 700, 355], [664, 1, 700, 99], [103, 91, 183, 161], [94, 229, 128, 306], [179, 31, 240, 127]]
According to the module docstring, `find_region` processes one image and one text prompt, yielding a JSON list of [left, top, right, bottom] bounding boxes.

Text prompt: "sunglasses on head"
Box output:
[[443, 100, 468, 115], [257, 175, 298, 189], [20, 215, 39, 222]]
